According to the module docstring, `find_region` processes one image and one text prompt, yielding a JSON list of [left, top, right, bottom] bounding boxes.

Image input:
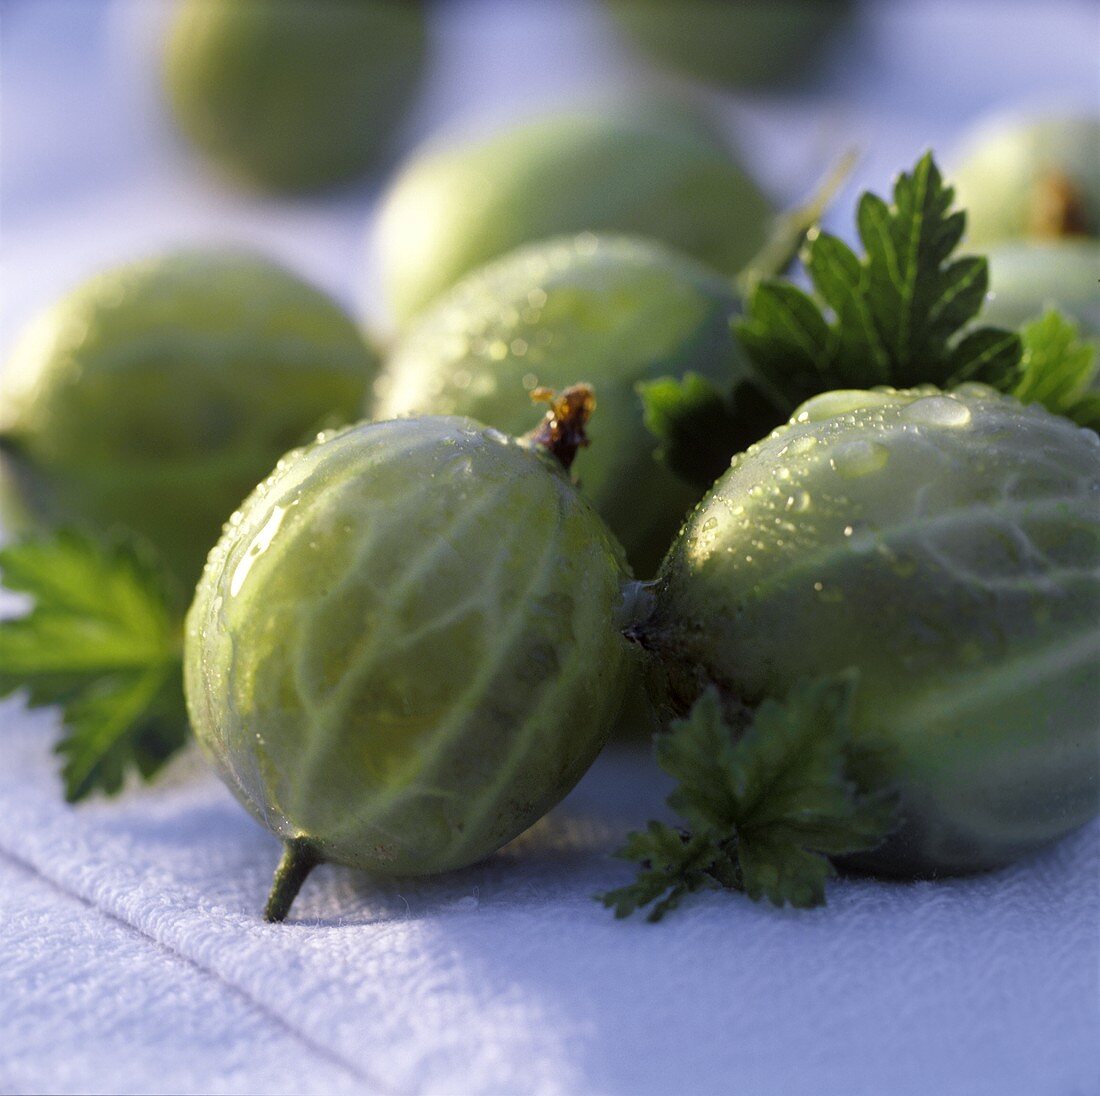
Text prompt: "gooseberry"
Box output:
[[0, 249, 376, 592], [163, 0, 427, 192], [376, 233, 761, 576], [638, 386, 1100, 875], [184, 389, 635, 919], [374, 106, 773, 324], [981, 239, 1100, 336], [604, 0, 852, 90], [952, 115, 1099, 247]]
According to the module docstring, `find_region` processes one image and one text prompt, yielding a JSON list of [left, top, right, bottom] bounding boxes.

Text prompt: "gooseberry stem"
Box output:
[[735, 148, 858, 296], [1030, 171, 1091, 237], [525, 384, 595, 472], [263, 837, 322, 922]]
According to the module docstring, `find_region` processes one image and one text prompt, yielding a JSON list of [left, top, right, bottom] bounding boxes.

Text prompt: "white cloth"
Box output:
[[2, 2, 1099, 1093], [3, 709, 1098, 1096]]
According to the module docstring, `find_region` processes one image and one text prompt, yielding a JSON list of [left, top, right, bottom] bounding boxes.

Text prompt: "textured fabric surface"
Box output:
[[2, 709, 1099, 1096], [3, 2, 1100, 1093]]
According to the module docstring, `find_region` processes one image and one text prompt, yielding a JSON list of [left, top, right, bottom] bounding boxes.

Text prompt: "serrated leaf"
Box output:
[[802, 230, 889, 386], [599, 674, 899, 921], [734, 280, 835, 409], [658, 688, 742, 831], [945, 326, 1024, 388], [1012, 311, 1099, 425], [599, 821, 725, 921], [734, 151, 1023, 409], [732, 675, 863, 828], [638, 373, 784, 491], [0, 529, 188, 799], [737, 832, 836, 909]]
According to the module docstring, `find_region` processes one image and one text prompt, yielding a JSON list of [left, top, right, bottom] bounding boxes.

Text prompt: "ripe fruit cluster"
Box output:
[[2, 0, 1097, 924]]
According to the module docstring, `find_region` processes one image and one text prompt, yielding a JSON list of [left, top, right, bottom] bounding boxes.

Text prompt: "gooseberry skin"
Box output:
[[644, 387, 1100, 875], [0, 250, 375, 590], [604, 0, 851, 90], [376, 234, 751, 577], [952, 115, 1099, 246], [374, 109, 773, 325], [184, 416, 633, 877], [164, 0, 426, 193], [982, 240, 1100, 336]]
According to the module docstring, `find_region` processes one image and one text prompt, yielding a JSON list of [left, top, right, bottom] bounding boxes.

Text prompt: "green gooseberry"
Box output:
[[981, 239, 1100, 336], [638, 386, 1100, 876], [952, 115, 1099, 247], [376, 233, 765, 578], [163, 0, 427, 193], [184, 393, 635, 919], [374, 106, 774, 325], [604, 0, 852, 90], [0, 250, 376, 593]]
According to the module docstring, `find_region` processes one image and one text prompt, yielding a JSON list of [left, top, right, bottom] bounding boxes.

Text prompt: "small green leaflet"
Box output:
[[736, 152, 1022, 406], [1013, 311, 1100, 430], [0, 530, 188, 801], [599, 676, 897, 921], [636, 373, 786, 491], [641, 153, 1036, 484]]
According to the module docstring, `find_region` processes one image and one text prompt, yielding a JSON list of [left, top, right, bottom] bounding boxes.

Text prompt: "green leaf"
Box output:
[[737, 832, 836, 909], [637, 373, 786, 492], [945, 326, 1024, 388], [598, 676, 898, 921], [1012, 311, 1099, 426], [600, 821, 729, 922], [734, 151, 1023, 408], [0, 530, 188, 800]]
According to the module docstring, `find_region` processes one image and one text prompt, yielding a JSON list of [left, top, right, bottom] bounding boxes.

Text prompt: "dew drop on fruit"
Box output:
[[843, 521, 876, 553], [229, 504, 287, 597], [900, 394, 972, 428], [830, 439, 889, 478], [785, 489, 811, 513]]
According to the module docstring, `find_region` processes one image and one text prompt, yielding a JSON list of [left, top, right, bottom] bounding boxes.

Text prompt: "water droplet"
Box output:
[[813, 582, 843, 603], [797, 389, 895, 422], [830, 439, 889, 478], [900, 394, 972, 428], [786, 434, 817, 455], [229, 505, 287, 597], [785, 490, 811, 513], [843, 521, 876, 553]]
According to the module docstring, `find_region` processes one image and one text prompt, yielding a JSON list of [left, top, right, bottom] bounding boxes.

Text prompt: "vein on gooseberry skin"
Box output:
[[598, 677, 898, 921]]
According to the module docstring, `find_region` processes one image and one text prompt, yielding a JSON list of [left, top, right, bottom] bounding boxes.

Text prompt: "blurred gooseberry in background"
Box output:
[[373, 103, 774, 325], [163, 0, 428, 192], [0, 250, 376, 594], [603, 0, 854, 90]]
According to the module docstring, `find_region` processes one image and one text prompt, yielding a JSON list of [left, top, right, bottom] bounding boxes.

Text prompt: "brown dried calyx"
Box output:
[[527, 384, 595, 472], [1029, 171, 1094, 238]]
